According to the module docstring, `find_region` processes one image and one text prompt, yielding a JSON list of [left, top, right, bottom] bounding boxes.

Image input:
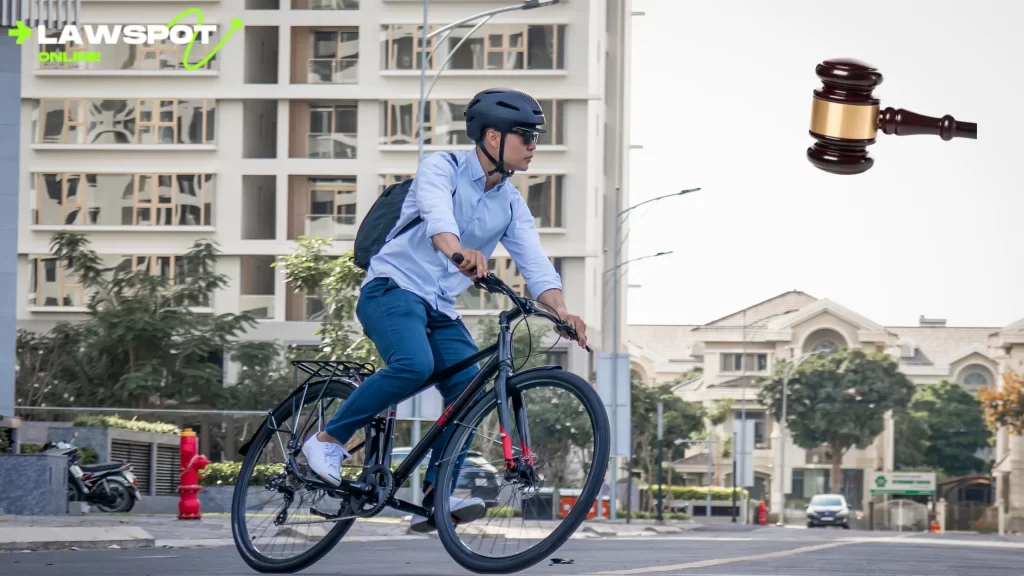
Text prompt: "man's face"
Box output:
[[484, 127, 539, 172]]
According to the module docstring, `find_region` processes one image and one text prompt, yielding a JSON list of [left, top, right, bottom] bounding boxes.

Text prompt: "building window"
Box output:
[[294, 0, 359, 9], [380, 99, 565, 146], [37, 29, 220, 71], [381, 24, 565, 71], [34, 99, 216, 145], [308, 28, 358, 84], [735, 410, 767, 448], [456, 257, 562, 310], [28, 257, 84, 307], [378, 174, 414, 195], [308, 104, 357, 158], [720, 353, 768, 373], [509, 174, 563, 228], [307, 177, 357, 240], [32, 173, 215, 227], [118, 254, 210, 306], [961, 368, 991, 394]]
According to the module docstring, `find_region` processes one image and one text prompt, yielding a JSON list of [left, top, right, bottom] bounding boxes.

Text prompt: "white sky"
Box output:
[[624, 0, 1023, 329]]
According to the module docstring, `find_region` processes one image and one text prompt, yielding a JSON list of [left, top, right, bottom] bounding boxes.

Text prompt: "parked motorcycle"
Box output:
[[42, 439, 141, 513]]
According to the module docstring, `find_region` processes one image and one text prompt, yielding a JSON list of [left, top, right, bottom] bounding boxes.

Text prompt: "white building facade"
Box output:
[[16, 0, 635, 399], [630, 292, 1024, 530]]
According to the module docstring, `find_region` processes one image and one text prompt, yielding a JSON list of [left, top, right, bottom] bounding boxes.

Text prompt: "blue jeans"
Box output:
[[324, 277, 479, 497]]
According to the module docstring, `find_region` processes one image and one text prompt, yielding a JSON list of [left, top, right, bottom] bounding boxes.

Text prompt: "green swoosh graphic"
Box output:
[[168, 8, 242, 71]]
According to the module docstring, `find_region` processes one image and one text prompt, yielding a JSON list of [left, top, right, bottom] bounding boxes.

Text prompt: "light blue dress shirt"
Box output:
[[363, 149, 562, 319]]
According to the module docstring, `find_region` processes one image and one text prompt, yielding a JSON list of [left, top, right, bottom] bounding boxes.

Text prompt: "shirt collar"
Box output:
[[465, 148, 509, 189]]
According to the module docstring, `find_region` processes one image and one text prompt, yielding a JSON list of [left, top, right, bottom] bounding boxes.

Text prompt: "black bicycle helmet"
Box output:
[[464, 88, 546, 177]]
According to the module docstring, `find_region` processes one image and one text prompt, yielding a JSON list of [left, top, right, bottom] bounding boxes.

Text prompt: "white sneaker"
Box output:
[[410, 496, 487, 533], [300, 435, 350, 486]]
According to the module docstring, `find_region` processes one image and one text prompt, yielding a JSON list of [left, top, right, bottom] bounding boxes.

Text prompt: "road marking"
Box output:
[[581, 540, 854, 575]]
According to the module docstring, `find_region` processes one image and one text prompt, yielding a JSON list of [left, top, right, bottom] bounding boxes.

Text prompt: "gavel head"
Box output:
[[807, 58, 884, 175]]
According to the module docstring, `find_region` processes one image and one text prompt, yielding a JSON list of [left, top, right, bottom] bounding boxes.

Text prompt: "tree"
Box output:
[[19, 231, 258, 408], [629, 373, 706, 497], [274, 237, 382, 368], [757, 348, 915, 494], [980, 369, 1024, 435], [895, 380, 991, 476]]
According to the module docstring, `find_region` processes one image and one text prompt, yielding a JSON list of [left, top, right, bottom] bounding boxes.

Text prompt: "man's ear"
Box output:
[[484, 128, 500, 149]]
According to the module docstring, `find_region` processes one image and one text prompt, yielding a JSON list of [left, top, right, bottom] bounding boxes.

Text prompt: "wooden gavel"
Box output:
[[807, 58, 977, 175]]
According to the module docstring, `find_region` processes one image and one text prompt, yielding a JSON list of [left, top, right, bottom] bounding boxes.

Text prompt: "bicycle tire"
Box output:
[[231, 377, 358, 574], [433, 367, 610, 574]]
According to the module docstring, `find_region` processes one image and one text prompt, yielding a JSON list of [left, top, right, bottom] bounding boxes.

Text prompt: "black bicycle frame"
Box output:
[[246, 291, 564, 519]]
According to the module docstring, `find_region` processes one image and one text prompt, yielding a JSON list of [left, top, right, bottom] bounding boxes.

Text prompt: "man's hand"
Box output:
[[455, 248, 488, 280], [555, 308, 588, 350]]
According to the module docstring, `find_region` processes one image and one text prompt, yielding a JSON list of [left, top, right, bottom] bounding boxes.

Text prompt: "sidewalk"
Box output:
[[0, 513, 707, 552]]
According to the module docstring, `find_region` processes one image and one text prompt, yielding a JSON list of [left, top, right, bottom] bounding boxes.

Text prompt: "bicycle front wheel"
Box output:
[[433, 367, 610, 574]]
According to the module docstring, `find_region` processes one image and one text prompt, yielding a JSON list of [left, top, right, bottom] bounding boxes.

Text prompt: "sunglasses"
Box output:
[[511, 128, 540, 146]]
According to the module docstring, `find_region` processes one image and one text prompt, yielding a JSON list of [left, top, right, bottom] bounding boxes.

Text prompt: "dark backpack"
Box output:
[[353, 152, 459, 271]]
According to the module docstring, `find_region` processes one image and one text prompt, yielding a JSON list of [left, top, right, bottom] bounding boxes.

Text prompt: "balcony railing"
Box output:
[[310, 0, 359, 10], [307, 133, 357, 159], [240, 294, 275, 320], [308, 58, 358, 84], [306, 214, 356, 240]]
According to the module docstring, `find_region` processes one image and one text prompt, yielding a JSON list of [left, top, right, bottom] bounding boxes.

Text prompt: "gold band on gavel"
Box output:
[[809, 97, 880, 140]]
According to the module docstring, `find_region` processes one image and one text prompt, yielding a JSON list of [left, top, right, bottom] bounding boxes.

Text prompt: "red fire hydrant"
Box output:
[[758, 500, 767, 525], [178, 428, 210, 520]]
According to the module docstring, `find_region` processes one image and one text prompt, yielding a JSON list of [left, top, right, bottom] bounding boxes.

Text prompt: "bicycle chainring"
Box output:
[[345, 464, 394, 518]]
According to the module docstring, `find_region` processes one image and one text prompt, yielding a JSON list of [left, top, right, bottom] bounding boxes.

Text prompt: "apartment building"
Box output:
[[15, 0, 634, 413], [629, 292, 1024, 529]]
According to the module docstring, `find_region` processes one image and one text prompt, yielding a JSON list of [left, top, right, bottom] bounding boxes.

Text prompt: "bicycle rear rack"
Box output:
[[290, 359, 376, 390]]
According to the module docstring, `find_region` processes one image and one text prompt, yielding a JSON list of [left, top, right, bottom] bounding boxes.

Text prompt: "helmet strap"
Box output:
[[479, 133, 515, 178]]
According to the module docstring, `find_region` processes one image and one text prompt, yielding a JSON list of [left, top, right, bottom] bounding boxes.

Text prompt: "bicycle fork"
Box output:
[[495, 311, 534, 472]]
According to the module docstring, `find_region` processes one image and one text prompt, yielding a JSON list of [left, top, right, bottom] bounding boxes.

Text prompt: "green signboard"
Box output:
[[869, 471, 936, 495]]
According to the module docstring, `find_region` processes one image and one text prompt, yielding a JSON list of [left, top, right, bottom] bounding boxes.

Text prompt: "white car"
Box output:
[[806, 494, 850, 528]]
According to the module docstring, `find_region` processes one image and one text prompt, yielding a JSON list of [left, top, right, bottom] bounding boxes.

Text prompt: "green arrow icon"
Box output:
[[168, 8, 242, 71], [7, 21, 32, 45]]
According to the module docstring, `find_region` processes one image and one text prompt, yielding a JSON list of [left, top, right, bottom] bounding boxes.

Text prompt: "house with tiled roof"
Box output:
[[628, 291, 1024, 530]]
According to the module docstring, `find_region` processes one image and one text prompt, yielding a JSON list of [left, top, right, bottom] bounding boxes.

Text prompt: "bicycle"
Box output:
[[230, 252, 611, 574]]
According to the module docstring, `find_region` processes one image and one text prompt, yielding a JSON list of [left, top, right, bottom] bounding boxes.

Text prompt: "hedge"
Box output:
[[73, 414, 181, 435], [642, 485, 749, 500]]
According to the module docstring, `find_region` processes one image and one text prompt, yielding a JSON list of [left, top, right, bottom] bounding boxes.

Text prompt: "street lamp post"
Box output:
[[409, 0, 560, 505], [773, 348, 826, 526], [417, 0, 561, 160], [606, 187, 698, 521]]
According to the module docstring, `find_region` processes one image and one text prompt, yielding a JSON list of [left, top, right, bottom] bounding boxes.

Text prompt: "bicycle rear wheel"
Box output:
[[433, 367, 610, 574], [230, 377, 363, 574]]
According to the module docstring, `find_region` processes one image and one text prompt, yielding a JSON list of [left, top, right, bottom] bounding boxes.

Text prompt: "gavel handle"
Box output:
[[878, 107, 977, 140]]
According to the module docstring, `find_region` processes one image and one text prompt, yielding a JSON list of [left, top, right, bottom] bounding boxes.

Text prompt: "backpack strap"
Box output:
[[392, 151, 459, 240]]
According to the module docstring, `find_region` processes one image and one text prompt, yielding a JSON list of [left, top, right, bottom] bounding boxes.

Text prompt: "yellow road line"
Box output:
[[582, 540, 854, 575]]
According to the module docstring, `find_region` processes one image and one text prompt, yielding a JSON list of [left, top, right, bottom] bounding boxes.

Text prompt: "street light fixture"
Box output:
[[417, 0, 562, 160], [607, 187, 698, 521]]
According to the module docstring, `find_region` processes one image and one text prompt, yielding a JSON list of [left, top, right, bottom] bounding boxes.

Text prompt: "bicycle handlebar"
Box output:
[[451, 252, 591, 352]]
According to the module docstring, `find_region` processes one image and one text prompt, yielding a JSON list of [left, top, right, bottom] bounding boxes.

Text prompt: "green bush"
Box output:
[[73, 415, 181, 435], [200, 461, 287, 487], [630, 510, 690, 520], [644, 485, 749, 500]]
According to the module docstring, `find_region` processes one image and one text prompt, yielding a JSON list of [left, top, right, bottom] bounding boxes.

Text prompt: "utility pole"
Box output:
[[732, 431, 738, 523], [656, 401, 664, 522]]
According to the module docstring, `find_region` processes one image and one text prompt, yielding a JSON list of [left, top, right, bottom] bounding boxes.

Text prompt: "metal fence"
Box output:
[[1, 0, 80, 28]]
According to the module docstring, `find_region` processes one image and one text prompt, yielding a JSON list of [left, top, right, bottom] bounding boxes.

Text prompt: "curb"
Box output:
[[0, 538, 156, 552], [0, 526, 156, 552]]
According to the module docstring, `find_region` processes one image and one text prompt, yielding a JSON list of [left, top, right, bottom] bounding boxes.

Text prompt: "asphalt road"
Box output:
[[3, 529, 1023, 576]]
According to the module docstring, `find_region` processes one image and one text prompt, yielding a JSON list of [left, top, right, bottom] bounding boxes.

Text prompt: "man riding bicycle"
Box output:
[[301, 87, 589, 533]]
